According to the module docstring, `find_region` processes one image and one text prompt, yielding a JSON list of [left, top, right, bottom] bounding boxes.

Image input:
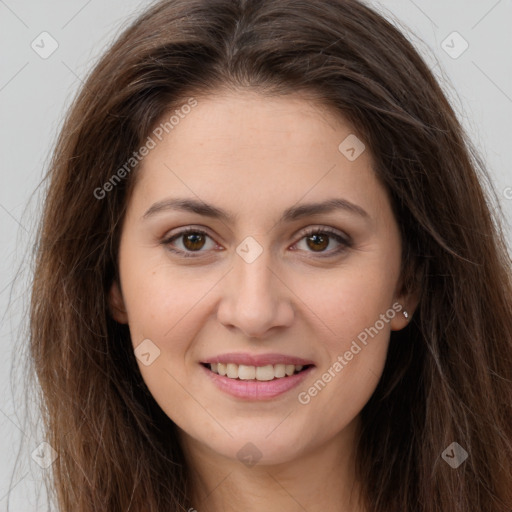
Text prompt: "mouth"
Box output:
[[200, 356, 315, 400], [201, 362, 313, 381]]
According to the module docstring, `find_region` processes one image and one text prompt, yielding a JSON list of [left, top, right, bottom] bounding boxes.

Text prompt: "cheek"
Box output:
[[118, 253, 222, 409], [119, 252, 213, 344], [295, 337, 389, 453], [124, 277, 218, 436], [295, 292, 393, 444], [289, 256, 397, 422], [291, 255, 398, 348], [299, 276, 393, 400]]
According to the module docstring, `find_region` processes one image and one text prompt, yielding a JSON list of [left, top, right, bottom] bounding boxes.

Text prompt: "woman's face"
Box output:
[[110, 90, 412, 466]]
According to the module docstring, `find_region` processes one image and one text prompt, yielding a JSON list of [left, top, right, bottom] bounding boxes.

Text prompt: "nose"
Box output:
[[216, 244, 295, 339]]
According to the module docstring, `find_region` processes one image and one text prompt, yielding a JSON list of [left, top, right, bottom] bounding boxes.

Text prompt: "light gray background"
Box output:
[[1, 0, 511, 510]]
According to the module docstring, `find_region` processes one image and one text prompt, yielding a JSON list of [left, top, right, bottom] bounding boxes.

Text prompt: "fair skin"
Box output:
[[109, 89, 417, 511]]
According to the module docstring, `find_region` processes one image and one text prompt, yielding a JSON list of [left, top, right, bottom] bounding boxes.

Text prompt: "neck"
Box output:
[[180, 417, 366, 512]]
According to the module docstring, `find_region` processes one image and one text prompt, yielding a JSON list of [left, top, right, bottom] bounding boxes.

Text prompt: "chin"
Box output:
[[193, 423, 313, 467]]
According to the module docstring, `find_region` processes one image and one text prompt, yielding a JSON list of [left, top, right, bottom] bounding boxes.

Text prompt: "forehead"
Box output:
[[128, 90, 390, 228], [165, 90, 352, 153]]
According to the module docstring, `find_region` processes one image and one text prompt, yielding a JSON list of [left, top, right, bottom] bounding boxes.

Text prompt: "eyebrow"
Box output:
[[142, 197, 370, 223]]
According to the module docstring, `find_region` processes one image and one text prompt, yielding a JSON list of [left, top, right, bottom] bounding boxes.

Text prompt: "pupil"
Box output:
[[308, 234, 328, 251], [184, 233, 204, 250]]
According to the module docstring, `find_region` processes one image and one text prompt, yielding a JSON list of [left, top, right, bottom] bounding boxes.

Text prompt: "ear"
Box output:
[[108, 280, 128, 324], [390, 287, 421, 332]]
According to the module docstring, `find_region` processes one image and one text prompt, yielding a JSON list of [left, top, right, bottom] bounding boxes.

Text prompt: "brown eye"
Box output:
[[163, 228, 217, 257], [182, 232, 206, 251], [305, 233, 329, 252], [294, 227, 351, 257]]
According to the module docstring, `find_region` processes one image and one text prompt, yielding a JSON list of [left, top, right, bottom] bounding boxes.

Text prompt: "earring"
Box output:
[[403, 310, 409, 319]]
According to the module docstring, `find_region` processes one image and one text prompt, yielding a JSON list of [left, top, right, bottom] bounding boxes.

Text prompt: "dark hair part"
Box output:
[[27, 0, 512, 510]]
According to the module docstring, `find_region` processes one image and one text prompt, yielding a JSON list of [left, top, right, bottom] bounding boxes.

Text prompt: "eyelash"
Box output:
[[161, 226, 352, 259]]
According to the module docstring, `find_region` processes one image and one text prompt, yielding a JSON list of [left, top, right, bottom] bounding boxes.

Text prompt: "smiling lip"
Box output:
[[202, 352, 314, 367], [200, 352, 315, 400]]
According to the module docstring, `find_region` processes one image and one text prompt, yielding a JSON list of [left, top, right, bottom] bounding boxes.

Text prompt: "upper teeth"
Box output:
[[210, 363, 304, 381]]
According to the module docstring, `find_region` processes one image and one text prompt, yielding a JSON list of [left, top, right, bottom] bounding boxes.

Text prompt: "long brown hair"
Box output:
[[22, 0, 512, 510]]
